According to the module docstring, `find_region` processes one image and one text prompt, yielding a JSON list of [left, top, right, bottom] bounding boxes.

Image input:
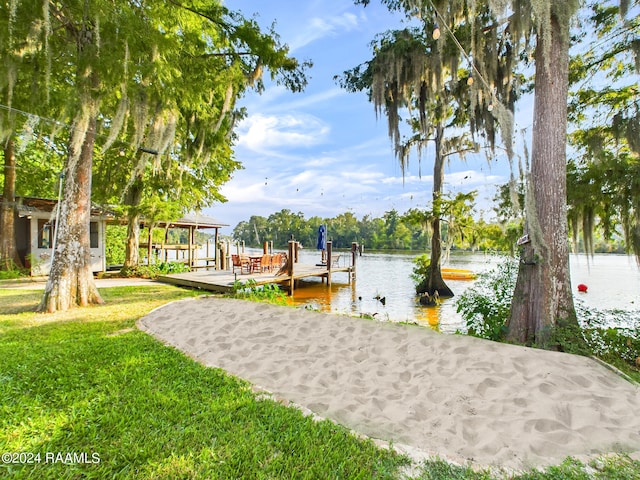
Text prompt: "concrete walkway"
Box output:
[[0, 276, 168, 290]]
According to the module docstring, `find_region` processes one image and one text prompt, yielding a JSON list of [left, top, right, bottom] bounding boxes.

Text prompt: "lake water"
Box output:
[[282, 250, 640, 333]]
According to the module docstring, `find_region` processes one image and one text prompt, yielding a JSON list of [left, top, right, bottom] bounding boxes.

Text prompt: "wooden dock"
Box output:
[[158, 263, 354, 294], [158, 240, 358, 294]]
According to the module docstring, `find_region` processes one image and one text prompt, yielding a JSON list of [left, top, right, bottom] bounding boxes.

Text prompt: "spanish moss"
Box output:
[[43, 0, 51, 103], [16, 114, 38, 155], [101, 95, 129, 153], [212, 83, 235, 135], [132, 95, 149, 149]]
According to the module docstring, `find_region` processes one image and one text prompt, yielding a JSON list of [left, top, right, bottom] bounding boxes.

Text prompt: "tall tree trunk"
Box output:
[[506, 15, 580, 350], [0, 138, 23, 270], [123, 211, 141, 269], [37, 4, 104, 312], [426, 124, 453, 297], [123, 177, 144, 269], [38, 104, 103, 312]]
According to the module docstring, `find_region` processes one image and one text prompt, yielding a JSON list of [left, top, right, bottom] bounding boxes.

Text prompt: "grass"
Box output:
[[0, 286, 408, 479], [1, 286, 639, 479]]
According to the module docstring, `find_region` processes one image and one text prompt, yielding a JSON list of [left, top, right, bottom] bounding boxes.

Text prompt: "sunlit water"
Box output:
[[282, 250, 640, 333]]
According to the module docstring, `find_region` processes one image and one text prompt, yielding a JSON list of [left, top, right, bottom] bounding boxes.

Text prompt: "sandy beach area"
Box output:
[[138, 296, 640, 471]]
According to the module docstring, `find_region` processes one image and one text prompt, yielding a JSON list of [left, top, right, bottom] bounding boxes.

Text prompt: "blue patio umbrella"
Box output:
[[317, 224, 327, 251]]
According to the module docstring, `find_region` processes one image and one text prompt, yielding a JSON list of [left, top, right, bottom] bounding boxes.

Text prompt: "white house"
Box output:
[[11, 197, 111, 276]]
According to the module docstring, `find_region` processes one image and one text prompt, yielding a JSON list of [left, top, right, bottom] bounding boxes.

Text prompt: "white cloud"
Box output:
[[237, 113, 330, 152], [381, 174, 430, 185], [290, 12, 363, 51], [445, 170, 505, 190], [241, 87, 347, 115], [273, 88, 347, 112], [340, 170, 387, 185]]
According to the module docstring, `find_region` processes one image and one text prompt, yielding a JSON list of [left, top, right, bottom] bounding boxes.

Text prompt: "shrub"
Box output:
[[576, 301, 640, 370], [411, 254, 431, 294], [120, 261, 190, 279], [230, 279, 288, 305], [0, 260, 27, 279], [456, 256, 518, 341]]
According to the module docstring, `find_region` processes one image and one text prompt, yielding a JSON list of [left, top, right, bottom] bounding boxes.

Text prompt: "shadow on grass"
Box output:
[[0, 290, 43, 315]]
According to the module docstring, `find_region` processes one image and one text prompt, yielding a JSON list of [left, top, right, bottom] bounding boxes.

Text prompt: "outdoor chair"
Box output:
[[272, 253, 284, 269], [232, 254, 250, 274], [261, 254, 272, 273]]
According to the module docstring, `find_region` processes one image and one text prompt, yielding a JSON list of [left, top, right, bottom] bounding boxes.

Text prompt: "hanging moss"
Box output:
[[68, 99, 94, 175], [487, 0, 579, 72], [368, 28, 433, 161], [581, 205, 595, 256], [94, 16, 100, 57], [6, 60, 16, 109], [491, 100, 514, 159], [101, 95, 129, 153], [626, 110, 640, 154], [8, 0, 18, 46], [620, 0, 631, 18], [212, 83, 234, 135], [570, 213, 579, 253], [42, 0, 51, 103], [16, 114, 39, 155], [132, 95, 149, 149], [159, 112, 177, 155]]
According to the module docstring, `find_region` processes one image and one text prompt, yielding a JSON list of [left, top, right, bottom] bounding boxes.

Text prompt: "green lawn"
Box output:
[[0, 286, 637, 479]]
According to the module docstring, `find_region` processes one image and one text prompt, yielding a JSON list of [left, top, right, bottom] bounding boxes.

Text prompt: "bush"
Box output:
[[411, 254, 431, 294], [0, 261, 27, 279], [105, 225, 127, 266], [576, 302, 640, 370], [456, 256, 518, 341], [120, 261, 190, 279], [230, 279, 288, 305]]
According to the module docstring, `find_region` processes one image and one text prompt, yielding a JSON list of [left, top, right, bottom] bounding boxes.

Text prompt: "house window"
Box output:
[[38, 219, 54, 249], [90, 221, 99, 248], [37, 220, 99, 249]]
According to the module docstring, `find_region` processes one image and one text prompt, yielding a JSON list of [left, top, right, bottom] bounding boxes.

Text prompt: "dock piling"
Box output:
[[288, 240, 296, 293]]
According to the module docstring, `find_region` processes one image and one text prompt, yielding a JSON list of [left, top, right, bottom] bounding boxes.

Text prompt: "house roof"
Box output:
[[2, 197, 227, 229], [3, 196, 114, 218]]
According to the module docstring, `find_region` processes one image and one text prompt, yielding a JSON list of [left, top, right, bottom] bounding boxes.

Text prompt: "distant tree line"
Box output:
[[232, 190, 522, 252], [232, 186, 628, 254], [232, 208, 517, 253]]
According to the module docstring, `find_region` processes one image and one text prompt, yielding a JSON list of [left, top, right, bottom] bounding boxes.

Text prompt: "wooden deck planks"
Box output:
[[158, 263, 353, 293]]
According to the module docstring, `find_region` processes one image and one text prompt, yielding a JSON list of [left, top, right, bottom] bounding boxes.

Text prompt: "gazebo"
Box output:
[[138, 213, 229, 270]]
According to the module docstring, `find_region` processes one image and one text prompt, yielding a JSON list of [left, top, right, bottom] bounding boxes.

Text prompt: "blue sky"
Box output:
[[211, 0, 516, 233]]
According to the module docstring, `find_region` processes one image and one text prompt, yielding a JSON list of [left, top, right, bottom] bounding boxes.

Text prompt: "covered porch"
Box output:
[[138, 213, 228, 270]]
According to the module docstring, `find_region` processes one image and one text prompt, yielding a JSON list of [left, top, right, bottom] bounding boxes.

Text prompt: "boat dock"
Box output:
[[158, 241, 357, 294]]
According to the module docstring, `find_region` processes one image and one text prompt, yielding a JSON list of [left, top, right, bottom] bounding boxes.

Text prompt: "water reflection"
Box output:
[[414, 305, 441, 331], [286, 279, 342, 313], [285, 250, 640, 333], [286, 250, 494, 333]]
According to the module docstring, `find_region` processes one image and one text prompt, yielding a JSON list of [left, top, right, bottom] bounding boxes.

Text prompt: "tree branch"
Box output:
[[164, 0, 230, 31], [48, 1, 79, 37]]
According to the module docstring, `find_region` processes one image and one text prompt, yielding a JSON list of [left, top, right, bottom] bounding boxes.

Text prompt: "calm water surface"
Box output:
[[285, 250, 640, 333]]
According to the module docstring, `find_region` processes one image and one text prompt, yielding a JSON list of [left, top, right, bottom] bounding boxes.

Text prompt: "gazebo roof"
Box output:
[[144, 213, 228, 230]]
